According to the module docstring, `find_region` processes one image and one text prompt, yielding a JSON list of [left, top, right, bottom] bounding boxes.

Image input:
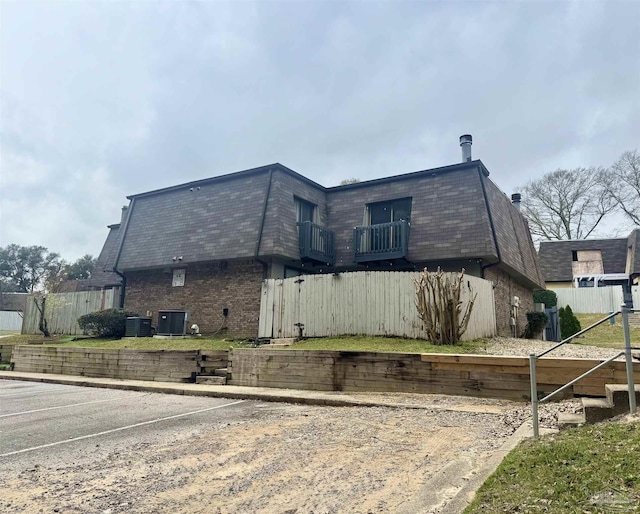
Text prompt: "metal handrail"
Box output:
[[530, 305, 637, 438]]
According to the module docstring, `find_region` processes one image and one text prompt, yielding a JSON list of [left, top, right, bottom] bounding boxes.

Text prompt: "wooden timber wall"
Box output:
[[229, 349, 640, 401], [259, 271, 496, 341], [8, 346, 640, 401], [0, 345, 13, 363], [10, 347, 228, 383]]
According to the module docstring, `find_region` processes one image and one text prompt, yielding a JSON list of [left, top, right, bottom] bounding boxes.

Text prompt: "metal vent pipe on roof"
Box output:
[[460, 134, 472, 162], [511, 193, 522, 211]]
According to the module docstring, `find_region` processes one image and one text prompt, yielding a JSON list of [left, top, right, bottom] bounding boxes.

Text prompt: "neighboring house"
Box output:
[[538, 229, 640, 305], [0, 292, 27, 332], [98, 136, 544, 338]]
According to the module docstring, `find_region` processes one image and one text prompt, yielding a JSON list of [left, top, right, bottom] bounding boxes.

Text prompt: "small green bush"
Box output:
[[521, 311, 548, 339], [559, 305, 581, 340], [78, 309, 138, 338], [533, 289, 557, 308]]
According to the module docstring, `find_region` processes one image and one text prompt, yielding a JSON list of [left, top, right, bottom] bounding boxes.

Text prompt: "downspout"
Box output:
[[112, 198, 136, 309], [254, 169, 274, 344], [478, 167, 502, 279], [255, 169, 274, 280]]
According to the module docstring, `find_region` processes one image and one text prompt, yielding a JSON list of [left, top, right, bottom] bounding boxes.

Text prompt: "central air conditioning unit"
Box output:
[[157, 310, 187, 336], [125, 317, 153, 337]]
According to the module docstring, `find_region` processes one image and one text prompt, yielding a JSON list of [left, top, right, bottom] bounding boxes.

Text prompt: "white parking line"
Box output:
[[0, 400, 245, 458], [0, 398, 121, 419]]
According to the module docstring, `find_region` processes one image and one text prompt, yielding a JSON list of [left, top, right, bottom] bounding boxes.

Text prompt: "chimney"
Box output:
[[459, 134, 472, 162], [121, 205, 129, 224], [511, 193, 521, 211]]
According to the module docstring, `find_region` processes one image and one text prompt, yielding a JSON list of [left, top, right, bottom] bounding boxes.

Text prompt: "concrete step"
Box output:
[[582, 397, 615, 424], [605, 384, 640, 416], [213, 367, 229, 377], [269, 338, 296, 346], [557, 412, 586, 429], [196, 375, 226, 385]]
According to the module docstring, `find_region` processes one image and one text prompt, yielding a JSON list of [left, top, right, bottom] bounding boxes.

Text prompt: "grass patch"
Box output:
[[465, 419, 640, 513], [278, 335, 490, 354], [570, 313, 640, 349], [5, 333, 490, 353], [40, 337, 256, 351]]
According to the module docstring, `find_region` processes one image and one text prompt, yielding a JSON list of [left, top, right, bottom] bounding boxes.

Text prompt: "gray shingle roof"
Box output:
[[538, 237, 629, 282], [108, 160, 543, 289], [86, 224, 124, 288]]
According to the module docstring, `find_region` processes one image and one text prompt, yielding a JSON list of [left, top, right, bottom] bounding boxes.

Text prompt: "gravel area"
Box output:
[[483, 337, 622, 359]]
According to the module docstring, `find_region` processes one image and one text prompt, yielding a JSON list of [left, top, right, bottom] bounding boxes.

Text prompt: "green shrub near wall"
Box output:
[[533, 290, 557, 308], [559, 305, 582, 339], [78, 309, 138, 338]]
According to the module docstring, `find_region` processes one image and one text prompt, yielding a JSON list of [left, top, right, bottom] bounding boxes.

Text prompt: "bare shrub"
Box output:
[[414, 268, 477, 345]]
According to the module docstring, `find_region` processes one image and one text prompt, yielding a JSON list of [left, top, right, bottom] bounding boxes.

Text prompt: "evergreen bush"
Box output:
[[78, 309, 139, 338], [533, 289, 557, 308], [522, 311, 548, 339], [559, 305, 581, 339]]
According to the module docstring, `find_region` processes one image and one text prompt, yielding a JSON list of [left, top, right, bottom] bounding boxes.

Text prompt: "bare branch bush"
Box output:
[[414, 268, 477, 345]]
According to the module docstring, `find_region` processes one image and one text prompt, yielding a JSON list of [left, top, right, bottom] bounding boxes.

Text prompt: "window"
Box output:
[[295, 197, 317, 224], [367, 198, 412, 225], [172, 269, 185, 287], [571, 250, 603, 275]]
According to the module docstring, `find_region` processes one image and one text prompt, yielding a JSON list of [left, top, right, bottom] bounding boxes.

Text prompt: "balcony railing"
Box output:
[[297, 221, 335, 265], [353, 220, 410, 263]]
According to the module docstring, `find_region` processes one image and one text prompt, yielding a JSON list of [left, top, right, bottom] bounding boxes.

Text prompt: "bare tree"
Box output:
[[521, 167, 617, 240], [603, 150, 640, 226], [339, 178, 360, 185]]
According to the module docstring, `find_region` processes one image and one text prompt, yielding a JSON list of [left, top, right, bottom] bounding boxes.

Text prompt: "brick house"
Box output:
[[538, 230, 640, 306], [93, 136, 544, 338]]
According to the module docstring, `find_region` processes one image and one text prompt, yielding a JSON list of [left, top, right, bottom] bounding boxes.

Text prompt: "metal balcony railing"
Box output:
[[353, 220, 410, 263], [297, 221, 335, 265]]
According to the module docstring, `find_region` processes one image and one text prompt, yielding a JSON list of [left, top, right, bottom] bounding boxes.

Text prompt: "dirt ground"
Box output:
[[1, 397, 537, 514]]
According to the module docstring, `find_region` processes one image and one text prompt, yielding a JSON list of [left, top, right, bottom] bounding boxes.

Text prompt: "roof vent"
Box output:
[[511, 193, 522, 211], [459, 134, 472, 162]]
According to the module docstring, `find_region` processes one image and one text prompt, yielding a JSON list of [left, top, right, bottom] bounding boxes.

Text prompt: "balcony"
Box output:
[[297, 221, 335, 265], [353, 220, 410, 263]]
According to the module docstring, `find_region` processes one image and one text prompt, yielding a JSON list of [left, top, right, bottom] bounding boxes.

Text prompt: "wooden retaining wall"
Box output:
[[228, 349, 640, 401], [11, 347, 202, 383], [0, 345, 13, 363], [8, 346, 640, 401]]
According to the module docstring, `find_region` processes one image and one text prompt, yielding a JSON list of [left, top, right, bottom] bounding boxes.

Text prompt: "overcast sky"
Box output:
[[1, 0, 638, 262]]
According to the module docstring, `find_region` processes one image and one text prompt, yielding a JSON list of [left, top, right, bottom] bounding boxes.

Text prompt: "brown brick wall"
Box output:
[[485, 266, 534, 337], [124, 260, 264, 338]]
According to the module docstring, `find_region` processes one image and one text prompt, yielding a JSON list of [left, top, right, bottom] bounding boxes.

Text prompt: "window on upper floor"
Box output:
[[367, 197, 412, 225], [571, 250, 604, 275], [295, 197, 318, 224]]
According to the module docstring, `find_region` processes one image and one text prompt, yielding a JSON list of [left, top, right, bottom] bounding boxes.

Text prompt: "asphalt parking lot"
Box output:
[[0, 379, 525, 514]]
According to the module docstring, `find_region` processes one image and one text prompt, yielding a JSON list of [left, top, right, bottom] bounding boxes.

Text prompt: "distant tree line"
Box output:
[[520, 149, 639, 241], [0, 244, 96, 294]]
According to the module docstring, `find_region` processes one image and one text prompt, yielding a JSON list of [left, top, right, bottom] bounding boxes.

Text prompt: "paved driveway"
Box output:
[[0, 380, 522, 513]]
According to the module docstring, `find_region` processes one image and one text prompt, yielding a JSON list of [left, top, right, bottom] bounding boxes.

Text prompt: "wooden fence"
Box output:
[[229, 349, 640, 400], [22, 289, 118, 335], [258, 271, 496, 341], [550, 286, 625, 313]]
